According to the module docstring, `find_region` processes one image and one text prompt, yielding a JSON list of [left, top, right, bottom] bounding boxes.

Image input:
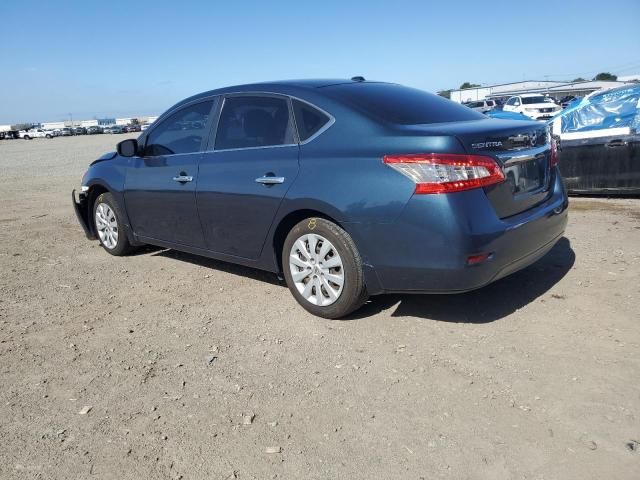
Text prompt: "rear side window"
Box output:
[[145, 100, 213, 156], [292, 99, 331, 142], [322, 83, 486, 125], [215, 96, 295, 150]]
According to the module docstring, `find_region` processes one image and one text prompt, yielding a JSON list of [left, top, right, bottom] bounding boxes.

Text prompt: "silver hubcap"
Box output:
[[289, 233, 344, 306], [95, 203, 118, 249]]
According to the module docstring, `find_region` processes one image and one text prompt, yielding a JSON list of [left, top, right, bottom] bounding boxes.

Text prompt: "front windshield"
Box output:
[[522, 96, 547, 105]]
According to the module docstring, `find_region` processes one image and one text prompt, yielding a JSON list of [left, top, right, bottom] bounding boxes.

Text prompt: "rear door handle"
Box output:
[[172, 175, 193, 183], [255, 176, 285, 185], [605, 139, 627, 148]]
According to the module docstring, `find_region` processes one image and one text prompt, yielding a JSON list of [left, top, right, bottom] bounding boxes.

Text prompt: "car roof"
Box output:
[[172, 78, 390, 108], [519, 93, 546, 97]]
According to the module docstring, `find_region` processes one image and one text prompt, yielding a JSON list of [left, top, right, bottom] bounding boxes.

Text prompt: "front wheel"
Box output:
[[23, 135, 30, 140], [93, 192, 135, 256], [283, 218, 368, 319]]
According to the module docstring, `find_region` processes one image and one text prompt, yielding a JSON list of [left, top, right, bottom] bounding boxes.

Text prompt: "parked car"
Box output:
[[503, 94, 562, 120], [125, 124, 141, 133], [553, 84, 640, 194], [107, 125, 125, 134], [73, 79, 568, 318], [19, 128, 54, 139], [74, 127, 87, 135], [557, 95, 579, 108], [463, 99, 497, 113], [58, 127, 74, 136], [86, 126, 103, 134], [0, 131, 18, 140]]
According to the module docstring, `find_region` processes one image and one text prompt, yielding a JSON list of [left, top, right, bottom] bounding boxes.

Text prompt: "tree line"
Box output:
[[438, 72, 620, 98]]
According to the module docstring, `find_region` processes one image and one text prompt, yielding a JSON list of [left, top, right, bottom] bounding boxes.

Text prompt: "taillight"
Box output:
[[383, 153, 505, 194], [550, 138, 558, 167]]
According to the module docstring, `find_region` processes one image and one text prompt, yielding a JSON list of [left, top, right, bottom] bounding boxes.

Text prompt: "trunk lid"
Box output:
[[401, 119, 552, 218]]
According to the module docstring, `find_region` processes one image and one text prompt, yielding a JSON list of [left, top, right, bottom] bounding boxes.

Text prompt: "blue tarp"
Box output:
[[552, 84, 640, 133], [485, 109, 532, 121]]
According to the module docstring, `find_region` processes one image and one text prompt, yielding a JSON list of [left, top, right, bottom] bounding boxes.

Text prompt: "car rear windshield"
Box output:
[[522, 96, 547, 105], [322, 83, 486, 125]]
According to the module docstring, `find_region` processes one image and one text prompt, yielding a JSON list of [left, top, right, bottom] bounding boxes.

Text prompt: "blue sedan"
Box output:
[[73, 79, 568, 318]]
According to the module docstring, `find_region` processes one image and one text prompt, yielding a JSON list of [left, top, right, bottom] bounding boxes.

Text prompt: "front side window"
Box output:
[[292, 99, 331, 142], [145, 100, 214, 156], [215, 96, 295, 150]]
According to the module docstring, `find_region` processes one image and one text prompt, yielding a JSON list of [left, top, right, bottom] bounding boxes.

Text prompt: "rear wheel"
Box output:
[[23, 135, 30, 140], [93, 192, 135, 256], [283, 218, 368, 319]]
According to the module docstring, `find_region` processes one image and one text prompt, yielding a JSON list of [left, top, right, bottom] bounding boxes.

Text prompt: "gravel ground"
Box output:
[[1, 135, 639, 480]]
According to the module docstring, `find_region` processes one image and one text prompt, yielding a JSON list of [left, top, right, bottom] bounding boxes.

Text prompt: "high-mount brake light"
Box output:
[[383, 153, 505, 194]]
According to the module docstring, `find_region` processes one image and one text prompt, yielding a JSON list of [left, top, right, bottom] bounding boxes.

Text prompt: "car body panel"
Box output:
[[558, 133, 640, 194], [197, 145, 300, 258], [124, 153, 207, 247]]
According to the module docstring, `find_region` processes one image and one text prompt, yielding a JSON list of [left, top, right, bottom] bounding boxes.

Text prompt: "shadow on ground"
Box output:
[[347, 237, 575, 323], [151, 248, 283, 287], [150, 237, 575, 324]]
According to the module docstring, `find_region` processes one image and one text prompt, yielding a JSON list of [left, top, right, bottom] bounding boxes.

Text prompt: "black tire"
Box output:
[[46, 134, 51, 138], [92, 192, 136, 256], [24, 135, 30, 140], [282, 218, 368, 319]]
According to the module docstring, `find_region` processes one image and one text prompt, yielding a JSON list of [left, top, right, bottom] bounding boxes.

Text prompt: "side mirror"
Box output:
[[117, 138, 139, 157]]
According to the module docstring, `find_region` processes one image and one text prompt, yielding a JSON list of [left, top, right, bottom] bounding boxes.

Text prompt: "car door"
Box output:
[[558, 133, 640, 193], [503, 97, 514, 112], [197, 94, 299, 259], [124, 98, 216, 248]]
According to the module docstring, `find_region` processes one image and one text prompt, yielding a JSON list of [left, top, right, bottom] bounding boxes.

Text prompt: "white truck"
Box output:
[[19, 128, 55, 140]]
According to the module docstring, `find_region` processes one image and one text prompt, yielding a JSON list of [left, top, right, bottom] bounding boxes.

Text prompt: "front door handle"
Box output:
[[255, 176, 285, 185], [173, 175, 193, 183]]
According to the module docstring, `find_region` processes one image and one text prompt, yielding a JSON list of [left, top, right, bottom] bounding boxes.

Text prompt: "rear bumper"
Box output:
[[349, 172, 569, 294], [72, 189, 96, 240]]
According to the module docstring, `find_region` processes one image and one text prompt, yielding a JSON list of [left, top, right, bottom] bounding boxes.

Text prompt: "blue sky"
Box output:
[[1, 0, 639, 124]]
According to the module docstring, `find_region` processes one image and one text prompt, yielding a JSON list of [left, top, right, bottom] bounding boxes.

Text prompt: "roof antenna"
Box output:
[[351, 76, 366, 82]]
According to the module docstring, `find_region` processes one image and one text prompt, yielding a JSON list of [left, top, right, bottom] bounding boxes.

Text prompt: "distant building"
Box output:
[[618, 74, 640, 82], [138, 115, 159, 124], [41, 121, 66, 130], [450, 79, 633, 103]]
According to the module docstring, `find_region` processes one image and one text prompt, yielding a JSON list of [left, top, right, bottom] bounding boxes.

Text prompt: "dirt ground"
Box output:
[[1, 135, 639, 480]]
